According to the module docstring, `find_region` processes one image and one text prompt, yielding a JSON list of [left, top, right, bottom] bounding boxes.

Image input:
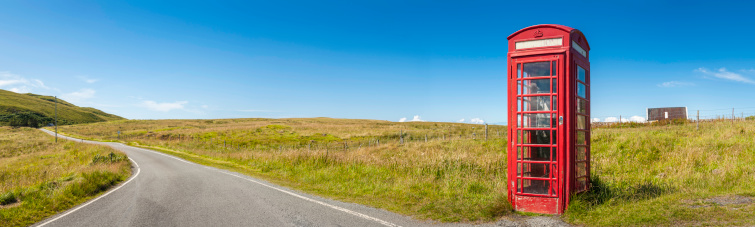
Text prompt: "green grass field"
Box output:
[[0, 127, 132, 227], [55, 118, 755, 225]]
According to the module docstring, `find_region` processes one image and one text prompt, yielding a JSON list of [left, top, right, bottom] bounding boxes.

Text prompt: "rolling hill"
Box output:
[[0, 89, 124, 127]]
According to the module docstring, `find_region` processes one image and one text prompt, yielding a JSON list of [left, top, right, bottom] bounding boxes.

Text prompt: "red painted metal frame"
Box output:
[[507, 24, 590, 214]]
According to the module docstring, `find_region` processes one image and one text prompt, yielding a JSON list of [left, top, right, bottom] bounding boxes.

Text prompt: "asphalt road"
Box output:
[[34, 129, 483, 227]]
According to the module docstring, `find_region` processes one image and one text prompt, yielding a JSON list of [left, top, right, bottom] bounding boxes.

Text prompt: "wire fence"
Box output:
[[592, 107, 755, 126]]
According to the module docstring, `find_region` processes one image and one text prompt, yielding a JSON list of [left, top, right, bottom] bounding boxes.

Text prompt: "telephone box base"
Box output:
[[514, 195, 561, 214]]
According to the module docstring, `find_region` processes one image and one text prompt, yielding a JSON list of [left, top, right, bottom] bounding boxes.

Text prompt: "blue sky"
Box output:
[[1, 1, 754, 124]]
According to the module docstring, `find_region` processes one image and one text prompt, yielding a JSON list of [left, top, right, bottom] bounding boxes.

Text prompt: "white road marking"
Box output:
[[38, 129, 401, 227], [133, 145, 401, 226], [218, 170, 402, 227], [36, 158, 141, 227]]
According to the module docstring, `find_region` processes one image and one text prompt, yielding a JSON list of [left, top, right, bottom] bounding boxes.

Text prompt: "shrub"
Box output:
[[0, 192, 17, 205]]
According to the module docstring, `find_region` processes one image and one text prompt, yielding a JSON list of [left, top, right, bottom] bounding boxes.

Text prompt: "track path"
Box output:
[[34, 129, 476, 227]]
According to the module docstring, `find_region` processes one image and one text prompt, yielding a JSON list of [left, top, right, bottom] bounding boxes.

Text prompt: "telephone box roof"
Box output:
[[507, 24, 590, 51]]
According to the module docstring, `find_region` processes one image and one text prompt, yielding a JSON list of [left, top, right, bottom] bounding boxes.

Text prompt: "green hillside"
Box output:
[[0, 89, 125, 127]]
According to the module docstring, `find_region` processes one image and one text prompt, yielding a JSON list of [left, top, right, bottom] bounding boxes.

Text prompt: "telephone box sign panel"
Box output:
[[571, 41, 587, 57], [515, 38, 563, 50], [507, 24, 591, 215]]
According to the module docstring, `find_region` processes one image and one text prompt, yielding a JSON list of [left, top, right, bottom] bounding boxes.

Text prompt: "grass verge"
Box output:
[[0, 127, 131, 227]]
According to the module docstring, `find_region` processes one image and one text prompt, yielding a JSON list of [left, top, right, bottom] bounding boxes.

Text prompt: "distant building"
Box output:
[[647, 107, 687, 122]]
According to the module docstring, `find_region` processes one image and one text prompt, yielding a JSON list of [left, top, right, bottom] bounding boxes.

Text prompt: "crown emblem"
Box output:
[[534, 29, 543, 37]]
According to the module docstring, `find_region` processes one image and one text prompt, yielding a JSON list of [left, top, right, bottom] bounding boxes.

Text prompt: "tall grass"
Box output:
[[57, 118, 755, 225], [566, 119, 755, 226], [0, 127, 131, 227]]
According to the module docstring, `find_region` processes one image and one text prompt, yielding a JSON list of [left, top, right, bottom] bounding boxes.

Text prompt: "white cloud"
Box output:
[[469, 118, 485, 124], [398, 117, 407, 122], [410, 115, 424, 122], [76, 76, 99, 84], [0, 72, 54, 93], [592, 118, 601, 122], [629, 116, 646, 123], [696, 67, 755, 84], [0, 72, 27, 87], [142, 100, 188, 112], [201, 105, 209, 109], [458, 118, 465, 122], [604, 116, 643, 123], [658, 81, 694, 87], [62, 89, 96, 102], [9, 86, 31, 93]]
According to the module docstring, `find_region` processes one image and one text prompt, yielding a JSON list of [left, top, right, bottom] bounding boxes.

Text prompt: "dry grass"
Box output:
[[56, 117, 755, 225], [0, 127, 131, 227]]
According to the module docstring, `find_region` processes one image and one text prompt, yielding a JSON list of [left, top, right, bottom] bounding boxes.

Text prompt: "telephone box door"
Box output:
[[510, 54, 563, 214]]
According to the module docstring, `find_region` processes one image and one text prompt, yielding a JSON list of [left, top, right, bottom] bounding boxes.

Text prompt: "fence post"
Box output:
[[485, 124, 488, 141], [400, 130, 403, 144], [696, 110, 699, 130], [425, 134, 427, 142]]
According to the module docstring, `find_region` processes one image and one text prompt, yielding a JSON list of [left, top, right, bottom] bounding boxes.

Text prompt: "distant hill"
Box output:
[[0, 89, 125, 127]]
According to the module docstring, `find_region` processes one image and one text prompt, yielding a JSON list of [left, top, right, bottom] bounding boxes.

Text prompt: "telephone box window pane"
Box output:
[[517, 179, 522, 193], [551, 130, 557, 144], [523, 62, 550, 78], [577, 99, 588, 114], [517, 130, 522, 144], [517, 97, 522, 112], [552, 61, 557, 76], [552, 79, 557, 93], [517, 114, 522, 127], [577, 82, 586, 98], [522, 113, 550, 128], [521, 146, 550, 161], [576, 131, 586, 145], [578, 66, 586, 82], [577, 177, 587, 191], [552, 147, 557, 162], [521, 130, 550, 144], [522, 96, 551, 111], [577, 146, 587, 161], [517, 147, 522, 160], [517, 64, 522, 78], [577, 115, 587, 129], [522, 79, 550, 94], [517, 81, 522, 95], [577, 162, 587, 177], [551, 114, 557, 128], [551, 164, 557, 178], [517, 163, 522, 176], [553, 96, 558, 111], [522, 179, 549, 195], [521, 163, 550, 178]]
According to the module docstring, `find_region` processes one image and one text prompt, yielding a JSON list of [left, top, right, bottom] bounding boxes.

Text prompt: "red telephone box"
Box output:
[[506, 24, 590, 214]]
